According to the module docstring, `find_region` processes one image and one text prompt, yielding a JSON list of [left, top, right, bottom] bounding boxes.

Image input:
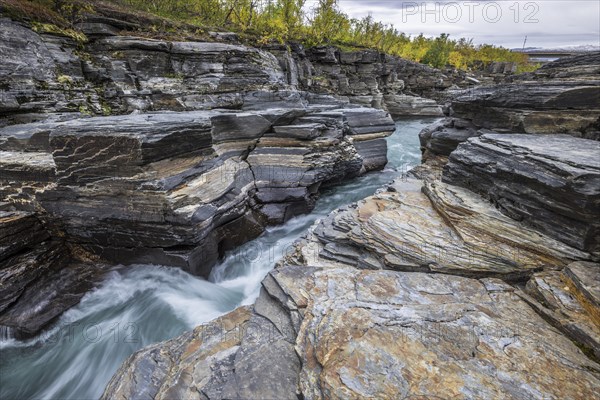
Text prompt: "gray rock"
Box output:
[[449, 53, 600, 139], [273, 123, 326, 140], [443, 134, 600, 254], [1, 106, 394, 276]]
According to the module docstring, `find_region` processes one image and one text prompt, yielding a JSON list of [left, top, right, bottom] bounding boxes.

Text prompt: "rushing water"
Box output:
[[0, 118, 436, 400]]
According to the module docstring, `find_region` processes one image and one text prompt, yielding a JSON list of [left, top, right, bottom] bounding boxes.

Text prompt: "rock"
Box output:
[[418, 52, 600, 163], [0, 211, 49, 261], [1, 107, 395, 276], [104, 264, 600, 399], [522, 263, 600, 360], [101, 113, 600, 399], [449, 53, 600, 139], [0, 18, 457, 125], [102, 299, 301, 400], [266, 44, 459, 118], [443, 134, 600, 254], [0, 210, 110, 338], [102, 306, 253, 400], [0, 241, 67, 315], [273, 124, 326, 140], [0, 259, 111, 339], [383, 94, 443, 117], [418, 117, 480, 161], [565, 262, 600, 313], [285, 179, 591, 279]]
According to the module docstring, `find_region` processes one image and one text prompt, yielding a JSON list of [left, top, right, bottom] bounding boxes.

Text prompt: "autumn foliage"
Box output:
[[1, 0, 536, 71]]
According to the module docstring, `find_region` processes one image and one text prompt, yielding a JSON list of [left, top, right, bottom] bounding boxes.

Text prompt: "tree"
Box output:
[[422, 33, 452, 68]]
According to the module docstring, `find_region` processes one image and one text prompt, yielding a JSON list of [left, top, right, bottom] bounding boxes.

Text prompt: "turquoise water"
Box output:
[[0, 118, 436, 400]]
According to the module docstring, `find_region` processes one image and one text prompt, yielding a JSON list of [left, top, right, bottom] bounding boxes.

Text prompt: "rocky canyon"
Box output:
[[0, 7, 599, 400]]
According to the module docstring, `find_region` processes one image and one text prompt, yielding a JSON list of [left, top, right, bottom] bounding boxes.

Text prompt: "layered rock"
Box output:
[[286, 179, 592, 277], [443, 134, 600, 255], [103, 126, 600, 398], [268, 44, 450, 117], [523, 262, 600, 360], [104, 250, 599, 400], [0, 210, 109, 338], [0, 105, 394, 276], [0, 18, 453, 126], [0, 14, 420, 336], [419, 52, 600, 162], [451, 52, 600, 138]]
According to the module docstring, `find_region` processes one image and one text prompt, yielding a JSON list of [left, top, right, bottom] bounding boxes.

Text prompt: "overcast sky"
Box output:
[[323, 1, 600, 48]]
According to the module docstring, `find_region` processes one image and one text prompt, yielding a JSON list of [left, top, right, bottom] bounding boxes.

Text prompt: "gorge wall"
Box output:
[[0, 14, 457, 338]]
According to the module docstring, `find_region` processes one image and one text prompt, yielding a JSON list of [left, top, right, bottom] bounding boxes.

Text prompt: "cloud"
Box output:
[[336, 0, 600, 48]]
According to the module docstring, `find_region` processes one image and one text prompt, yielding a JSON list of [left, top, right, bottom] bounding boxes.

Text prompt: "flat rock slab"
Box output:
[[273, 124, 326, 140], [443, 134, 600, 254]]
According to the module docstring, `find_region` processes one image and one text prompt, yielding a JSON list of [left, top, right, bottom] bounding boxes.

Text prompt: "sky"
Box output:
[[322, 0, 600, 49]]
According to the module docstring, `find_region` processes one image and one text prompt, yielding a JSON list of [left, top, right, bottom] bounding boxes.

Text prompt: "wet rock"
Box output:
[[0, 210, 109, 338], [0, 259, 111, 339]]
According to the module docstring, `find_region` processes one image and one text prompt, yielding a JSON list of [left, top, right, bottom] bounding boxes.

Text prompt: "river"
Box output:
[[0, 117, 436, 400]]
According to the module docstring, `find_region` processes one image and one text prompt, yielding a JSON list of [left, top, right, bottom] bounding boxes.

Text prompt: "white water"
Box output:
[[0, 118, 435, 400]]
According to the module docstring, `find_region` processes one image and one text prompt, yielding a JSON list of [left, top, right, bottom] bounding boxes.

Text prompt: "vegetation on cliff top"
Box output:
[[0, 0, 537, 72]]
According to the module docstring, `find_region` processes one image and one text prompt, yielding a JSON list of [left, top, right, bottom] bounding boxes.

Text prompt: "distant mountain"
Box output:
[[513, 44, 600, 53]]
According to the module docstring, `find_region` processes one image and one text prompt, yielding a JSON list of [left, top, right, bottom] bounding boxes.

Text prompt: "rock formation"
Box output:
[[419, 52, 600, 162], [443, 134, 600, 255], [1, 106, 395, 277], [0, 17, 451, 126], [103, 175, 600, 399], [3, 13, 456, 335], [267, 44, 453, 117], [102, 52, 600, 399], [2, 8, 599, 398], [0, 209, 110, 339]]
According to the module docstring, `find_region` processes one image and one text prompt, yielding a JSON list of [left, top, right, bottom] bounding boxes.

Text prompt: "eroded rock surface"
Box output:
[[419, 52, 600, 163], [0, 18, 452, 125], [104, 262, 600, 399], [444, 134, 600, 254], [285, 179, 591, 279], [0, 210, 109, 338], [1, 106, 394, 275], [102, 165, 599, 399]]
